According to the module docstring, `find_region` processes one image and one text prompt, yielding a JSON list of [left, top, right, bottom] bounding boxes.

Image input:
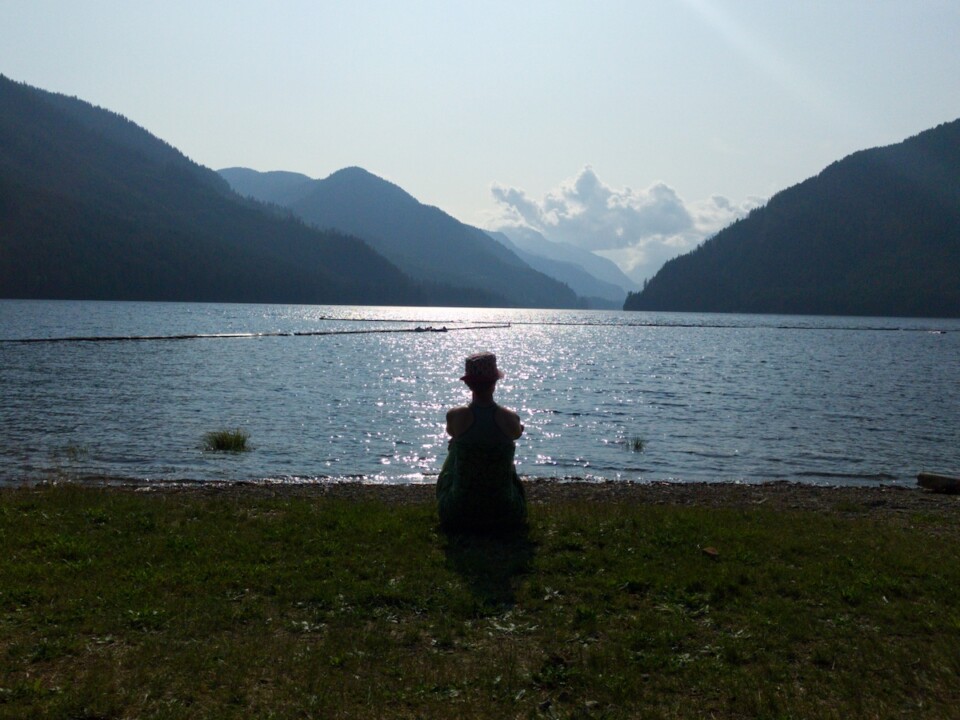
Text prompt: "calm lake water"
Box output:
[[1, 300, 958, 488]]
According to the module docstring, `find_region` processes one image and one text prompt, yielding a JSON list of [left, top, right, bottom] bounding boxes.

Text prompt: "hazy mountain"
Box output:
[[488, 225, 639, 307], [220, 166, 583, 308], [0, 75, 421, 304], [485, 231, 626, 309], [494, 225, 639, 295], [219, 167, 315, 207], [625, 119, 960, 317]]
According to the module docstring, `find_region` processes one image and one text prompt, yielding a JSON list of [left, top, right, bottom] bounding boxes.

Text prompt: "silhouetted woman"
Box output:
[[436, 352, 527, 532]]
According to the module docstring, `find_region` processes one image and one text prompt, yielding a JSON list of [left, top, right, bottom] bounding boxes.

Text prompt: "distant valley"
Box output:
[[218, 167, 636, 309], [2, 73, 957, 317]]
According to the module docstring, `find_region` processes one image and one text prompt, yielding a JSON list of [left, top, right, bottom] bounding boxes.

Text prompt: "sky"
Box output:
[[2, 1, 959, 283]]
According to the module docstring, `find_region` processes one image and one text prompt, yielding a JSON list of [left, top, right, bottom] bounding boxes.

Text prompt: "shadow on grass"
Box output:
[[442, 526, 536, 608]]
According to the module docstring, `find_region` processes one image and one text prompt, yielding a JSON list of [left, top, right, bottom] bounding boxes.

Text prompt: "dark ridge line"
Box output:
[[1, 324, 512, 344]]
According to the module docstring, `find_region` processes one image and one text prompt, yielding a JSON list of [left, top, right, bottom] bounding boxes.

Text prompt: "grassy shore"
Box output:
[[1, 482, 959, 719]]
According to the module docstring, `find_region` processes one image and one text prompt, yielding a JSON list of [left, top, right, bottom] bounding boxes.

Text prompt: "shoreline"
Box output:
[[7, 476, 958, 522]]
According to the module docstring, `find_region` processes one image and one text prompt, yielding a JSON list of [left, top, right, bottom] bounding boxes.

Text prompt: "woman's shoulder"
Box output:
[[494, 405, 524, 439], [495, 404, 520, 420], [446, 405, 474, 438], [446, 405, 472, 421]]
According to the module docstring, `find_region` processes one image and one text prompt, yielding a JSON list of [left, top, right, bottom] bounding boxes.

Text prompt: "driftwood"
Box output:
[[917, 472, 960, 494]]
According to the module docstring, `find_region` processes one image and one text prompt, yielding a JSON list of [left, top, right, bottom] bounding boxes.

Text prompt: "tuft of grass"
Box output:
[[203, 428, 250, 452], [615, 435, 647, 452], [1, 485, 959, 719], [610, 435, 646, 452]]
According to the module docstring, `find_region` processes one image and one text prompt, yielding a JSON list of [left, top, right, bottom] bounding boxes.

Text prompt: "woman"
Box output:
[[436, 352, 527, 532]]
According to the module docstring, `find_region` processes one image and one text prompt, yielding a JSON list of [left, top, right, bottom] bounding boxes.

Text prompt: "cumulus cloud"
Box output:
[[489, 167, 763, 283]]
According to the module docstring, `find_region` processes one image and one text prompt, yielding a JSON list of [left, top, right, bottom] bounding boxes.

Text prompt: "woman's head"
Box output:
[[460, 352, 503, 393], [464, 378, 496, 394]]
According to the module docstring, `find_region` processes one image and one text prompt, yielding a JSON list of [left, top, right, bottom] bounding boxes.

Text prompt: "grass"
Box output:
[[1, 485, 959, 719], [203, 428, 250, 452], [610, 436, 645, 452]]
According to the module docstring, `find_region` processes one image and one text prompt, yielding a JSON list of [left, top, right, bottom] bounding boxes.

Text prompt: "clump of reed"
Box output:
[[203, 428, 250, 452], [614, 435, 646, 452]]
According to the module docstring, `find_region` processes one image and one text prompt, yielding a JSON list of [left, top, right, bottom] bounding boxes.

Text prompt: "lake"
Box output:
[[1, 299, 957, 488]]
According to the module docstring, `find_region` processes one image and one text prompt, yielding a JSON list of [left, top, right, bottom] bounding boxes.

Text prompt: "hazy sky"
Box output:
[[2, 1, 958, 282]]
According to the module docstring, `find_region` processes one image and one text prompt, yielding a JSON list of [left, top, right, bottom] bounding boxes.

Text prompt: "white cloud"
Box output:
[[489, 167, 763, 283]]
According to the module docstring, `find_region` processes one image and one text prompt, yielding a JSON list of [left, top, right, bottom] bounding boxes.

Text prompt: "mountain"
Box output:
[[220, 167, 583, 308], [485, 230, 627, 309], [490, 226, 639, 304], [217, 168, 315, 207], [625, 119, 960, 317], [0, 75, 422, 304]]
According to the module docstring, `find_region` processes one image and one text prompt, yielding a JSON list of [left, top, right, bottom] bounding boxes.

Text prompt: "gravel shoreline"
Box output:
[[50, 476, 956, 525]]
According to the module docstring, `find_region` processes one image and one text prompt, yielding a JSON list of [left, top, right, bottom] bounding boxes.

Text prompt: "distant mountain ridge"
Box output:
[[625, 119, 960, 317], [493, 225, 639, 292], [489, 225, 639, 306], [220, 166, 584, 308], [485, 230, 628, 309], [218, 168, 315, 207], [0, 75, 421, 304]]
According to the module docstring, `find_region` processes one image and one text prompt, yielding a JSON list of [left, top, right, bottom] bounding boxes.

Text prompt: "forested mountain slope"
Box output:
[[0, 75, 421, 304], [625, 119, 960, 317]]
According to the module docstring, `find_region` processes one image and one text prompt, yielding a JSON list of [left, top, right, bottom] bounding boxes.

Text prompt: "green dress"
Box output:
[[436, 403, 527, 532]]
